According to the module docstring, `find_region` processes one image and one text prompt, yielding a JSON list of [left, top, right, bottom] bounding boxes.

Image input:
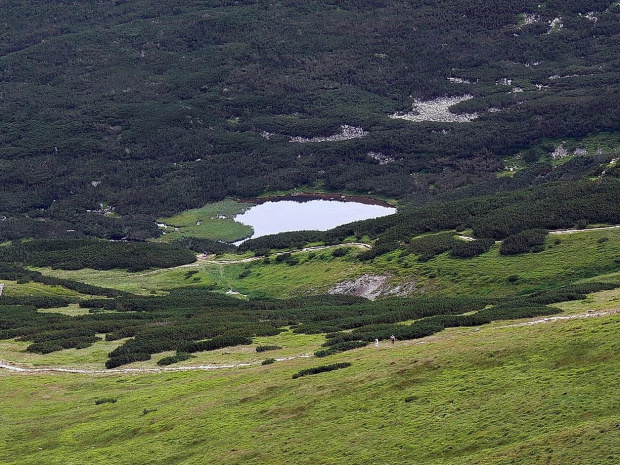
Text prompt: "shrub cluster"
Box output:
[[331, 247, 350, 258], [256, 345, 282, 353], [500, 229, 548, 255], [292, 362, 352, 379], [0, 239, 197, 272], [450, 238, 495, 258], [408, 232, 455, 261], [0, 295, 73, 309], [170, 237, 237, 255], [180, 335, 253, 353], [291, 296, 488, 336], [157, 352, 195, 366], [476, 303, 558, 321], [94, 398, 117, 405], [319, 287, 592, 348], [315, 340, 368, 357], [27, 338, 99, 354], [105, 353, 151, 369], [24, 329, 100, 354]]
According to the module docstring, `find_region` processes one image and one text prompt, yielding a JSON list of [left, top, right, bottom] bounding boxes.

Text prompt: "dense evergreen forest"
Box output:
[[2, 0, 620, 240]]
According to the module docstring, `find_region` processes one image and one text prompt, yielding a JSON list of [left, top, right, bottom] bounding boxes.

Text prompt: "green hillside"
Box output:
[[1, 216, 620, 463], [3, 1, 620, 463], [2, 290, 620, 464]]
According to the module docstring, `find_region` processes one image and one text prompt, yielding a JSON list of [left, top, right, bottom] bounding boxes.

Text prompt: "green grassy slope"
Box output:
[[33, 227, 620, 299], [1, 225, 620, 464], [2, 304, 619, 464]]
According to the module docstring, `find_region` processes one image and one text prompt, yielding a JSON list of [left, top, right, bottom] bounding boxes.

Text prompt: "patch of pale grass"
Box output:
[[38, 303, 91, 316]]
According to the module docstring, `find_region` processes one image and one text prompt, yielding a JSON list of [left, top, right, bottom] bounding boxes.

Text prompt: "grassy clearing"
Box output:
[[1, 306, 619, 464], [3, 229, 620, 463], [34, 249, 368, 298], [0, 336, 128, 370], [38, 303, 91, 316], [497, 154, 527, 178], [156, 199, 253, 242], [372, 227, 620, 298], [29, 227, 620, 300], [29, 265, 213, 296], [216, 252, 367, 298], [1, 280, 83, 299], [553, 286, 620, 315], [562, 132, 620, 155]]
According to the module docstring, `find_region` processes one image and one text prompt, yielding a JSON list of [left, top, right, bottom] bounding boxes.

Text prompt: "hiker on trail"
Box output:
[[375, 338, 379, 347], [390, 335, 395, 345]]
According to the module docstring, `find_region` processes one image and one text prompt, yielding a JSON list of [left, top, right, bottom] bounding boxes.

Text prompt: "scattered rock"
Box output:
[[86, 203, 115, 216], [367, 152, 394, 165], [551, 145, 568, 159], [289, 125, 367, 143], [226, 289, 247, 297], [328, 274, 416, 300], [447, 77, 472, 84], [390, 95, 478, 123], [547, 17, 563, 34], [580, 12, 598, 22], [328, 274, 388, 300], [518, 13, 541, 29]]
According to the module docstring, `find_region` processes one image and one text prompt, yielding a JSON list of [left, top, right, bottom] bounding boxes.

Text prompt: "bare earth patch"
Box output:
[[328, 274, 416, 300]]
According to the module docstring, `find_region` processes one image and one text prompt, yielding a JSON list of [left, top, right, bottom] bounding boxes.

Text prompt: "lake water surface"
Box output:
[[234, 199, 396, 242]]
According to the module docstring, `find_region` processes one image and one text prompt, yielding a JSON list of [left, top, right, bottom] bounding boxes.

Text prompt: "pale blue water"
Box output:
[[234, 200, 396, 243]]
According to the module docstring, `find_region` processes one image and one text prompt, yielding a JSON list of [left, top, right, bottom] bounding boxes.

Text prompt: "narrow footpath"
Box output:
[[2, 310, 617, 376]]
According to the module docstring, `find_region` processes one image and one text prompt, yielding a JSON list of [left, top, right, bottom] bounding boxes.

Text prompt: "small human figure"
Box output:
[[374, 338, 379, 347], [390, 334, 395, 345]]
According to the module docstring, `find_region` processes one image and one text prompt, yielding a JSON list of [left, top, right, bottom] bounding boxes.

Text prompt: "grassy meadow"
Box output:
[[31, 227, 620, 299], [2, 227, 620, 463], [156, 199, 254, 243], [32, 247, 368, 298], [2, 303, 619, 464]]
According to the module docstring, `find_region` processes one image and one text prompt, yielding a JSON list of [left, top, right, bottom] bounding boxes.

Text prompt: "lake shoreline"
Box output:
[[238, 192, 395, 208], [232, 198, 397, 244]]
